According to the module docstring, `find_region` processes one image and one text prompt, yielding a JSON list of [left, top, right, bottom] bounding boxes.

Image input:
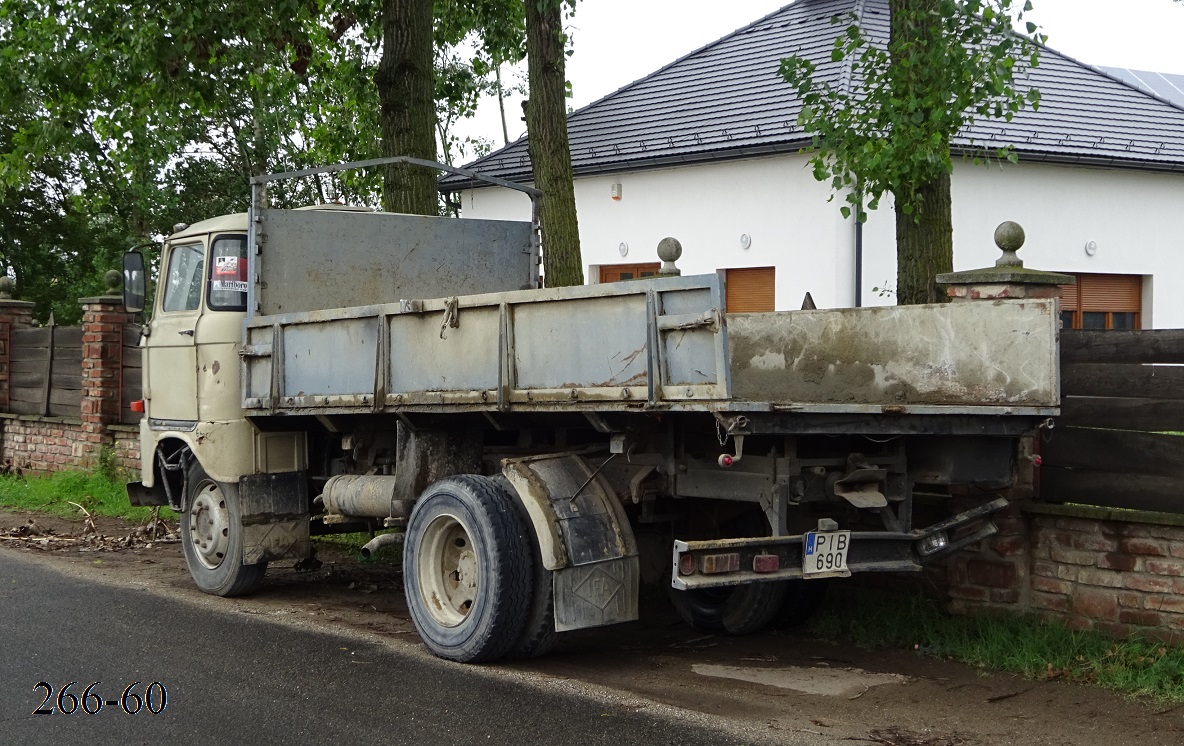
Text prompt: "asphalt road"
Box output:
[[0, 548, 803, 746]]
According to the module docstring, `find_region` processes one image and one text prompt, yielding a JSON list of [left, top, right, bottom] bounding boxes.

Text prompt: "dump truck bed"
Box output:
[[241, 272, 1059, 418]]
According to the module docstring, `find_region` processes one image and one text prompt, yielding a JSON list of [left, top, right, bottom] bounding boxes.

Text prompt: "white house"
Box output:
[[441, 0, 1184, 329]]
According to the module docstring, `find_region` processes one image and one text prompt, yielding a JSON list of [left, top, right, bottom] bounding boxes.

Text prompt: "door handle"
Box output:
[[179, 329, 195, 336]]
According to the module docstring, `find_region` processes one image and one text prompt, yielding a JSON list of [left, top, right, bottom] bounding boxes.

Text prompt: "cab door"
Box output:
[[144, 240, 204, 425]]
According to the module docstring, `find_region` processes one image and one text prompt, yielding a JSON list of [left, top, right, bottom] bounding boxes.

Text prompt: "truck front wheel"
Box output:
[[403, 476, 533, 663], [181, 461, 267, 597]]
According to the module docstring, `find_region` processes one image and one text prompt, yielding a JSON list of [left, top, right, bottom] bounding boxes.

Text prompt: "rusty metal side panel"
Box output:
[[727, 299, 1059, 408]]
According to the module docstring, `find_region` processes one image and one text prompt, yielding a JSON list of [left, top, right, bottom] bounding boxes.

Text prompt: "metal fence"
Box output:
[[1040, 329, 1184, 514]]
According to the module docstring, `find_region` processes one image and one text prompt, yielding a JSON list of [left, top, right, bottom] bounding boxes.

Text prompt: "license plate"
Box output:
[[803, 530, 851, 577]]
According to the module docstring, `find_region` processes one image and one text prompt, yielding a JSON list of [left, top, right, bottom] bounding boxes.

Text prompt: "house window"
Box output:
[[1059, 273, 1142, 330], [724, 267, 776, 313], [598, 263, 660, 283]]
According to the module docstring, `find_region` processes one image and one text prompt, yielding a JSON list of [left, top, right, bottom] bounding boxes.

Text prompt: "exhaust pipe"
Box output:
[[361, 532, 404, 558]]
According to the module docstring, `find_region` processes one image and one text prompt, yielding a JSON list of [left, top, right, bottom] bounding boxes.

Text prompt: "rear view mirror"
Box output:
[[122, 250, 146, 313]]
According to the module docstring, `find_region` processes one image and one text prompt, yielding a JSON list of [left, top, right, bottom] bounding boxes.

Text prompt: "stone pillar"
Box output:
[[79, 271, 135, 460], [935, 221, 1072, 614], [0, 277, 37, 411], [936, 221, 1074, 303]]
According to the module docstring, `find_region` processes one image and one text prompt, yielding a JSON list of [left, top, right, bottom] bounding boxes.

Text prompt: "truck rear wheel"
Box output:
[[489, 475, 558, 660], [669, 580, 788, 636], [181, 461, 267, 597], [403, 476, 533, 663]]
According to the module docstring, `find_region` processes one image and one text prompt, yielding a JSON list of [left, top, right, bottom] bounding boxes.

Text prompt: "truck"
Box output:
[[122, 158, 1059, 663]]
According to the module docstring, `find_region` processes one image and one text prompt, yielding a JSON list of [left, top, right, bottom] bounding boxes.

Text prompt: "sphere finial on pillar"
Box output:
[[657, 237, 682, 276], [993, 221, 1025, 268]]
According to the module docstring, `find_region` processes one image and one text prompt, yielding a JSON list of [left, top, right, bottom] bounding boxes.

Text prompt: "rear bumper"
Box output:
[[671, 497, 1008, 591]]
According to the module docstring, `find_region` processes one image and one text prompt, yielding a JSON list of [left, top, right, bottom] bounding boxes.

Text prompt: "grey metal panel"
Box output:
[[443, 0, 1184, 188], [242, 325, 273, 402], [389, 305, 501, 393], [283, 318, 378, 397], [513, 294, 650, 389], [255, 209, 536, 316], [727, 299, 1060, 408], [659, 286, 722, 386]]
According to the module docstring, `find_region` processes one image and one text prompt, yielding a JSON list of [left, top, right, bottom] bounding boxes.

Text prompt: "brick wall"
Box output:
[[1029, 514, 1184, 640], [942, 502, 1184, 644], [0, 415, 89, 473], [110, 424, 141, 474]]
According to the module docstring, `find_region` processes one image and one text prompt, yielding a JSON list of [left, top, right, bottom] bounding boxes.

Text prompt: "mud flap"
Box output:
[[503, 453, 640, 631], [126, 481, 167, 507], [553, 556, 640, 632], [239, 472, 311, 564]]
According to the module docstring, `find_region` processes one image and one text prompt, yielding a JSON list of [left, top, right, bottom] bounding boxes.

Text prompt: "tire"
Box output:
[[180, 461, 267, 597], [771, 578, 830, 629], [403, 475, 533, 663], [494, 477, 558, 660], [669, 580, 788, 636], [507, 562, 557, 659]]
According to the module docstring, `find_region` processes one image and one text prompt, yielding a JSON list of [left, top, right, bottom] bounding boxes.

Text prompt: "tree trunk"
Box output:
[[524, 0, 583, 287], [375, 0, 437, 216], [890, 0, 953, 305], [894, 166, 953, 305]]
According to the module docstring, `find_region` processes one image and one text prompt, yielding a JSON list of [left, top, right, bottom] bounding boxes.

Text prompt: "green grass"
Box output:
[[0, 470, 173, 523], [808, 586, 1184, 703]]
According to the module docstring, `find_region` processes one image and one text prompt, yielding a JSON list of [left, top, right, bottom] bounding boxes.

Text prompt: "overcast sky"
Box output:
[[453, 0, 1184, 152]]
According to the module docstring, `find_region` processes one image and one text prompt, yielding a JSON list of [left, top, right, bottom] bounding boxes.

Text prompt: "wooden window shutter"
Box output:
[[1078, 273, 1141, 312], [1059, 282, 1079, 312], [598, 263, 660, 283], [725, 267, 775, 313]]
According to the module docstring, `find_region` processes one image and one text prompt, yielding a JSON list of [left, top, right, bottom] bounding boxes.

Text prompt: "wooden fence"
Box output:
[[8, 323, 83, 418], [1, 321, 143, 424], [1040, 329, 1184, 514]]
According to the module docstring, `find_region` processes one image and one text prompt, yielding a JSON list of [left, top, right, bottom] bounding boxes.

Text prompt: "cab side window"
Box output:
[[208, 235, 248, 311], [161, 243, 205, 312]]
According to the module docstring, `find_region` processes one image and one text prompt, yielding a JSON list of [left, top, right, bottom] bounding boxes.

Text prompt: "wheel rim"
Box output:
[[188, 481, 231, 570], [417, 513, 478, 628]]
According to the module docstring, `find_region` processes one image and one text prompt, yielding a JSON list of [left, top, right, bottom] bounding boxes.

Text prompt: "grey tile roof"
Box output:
[[442, 0, 1184, 189]]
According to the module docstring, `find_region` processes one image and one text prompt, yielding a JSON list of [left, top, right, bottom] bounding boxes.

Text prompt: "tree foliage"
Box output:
[[0, 0, 531, 318], [779, 0, 1044, 304]]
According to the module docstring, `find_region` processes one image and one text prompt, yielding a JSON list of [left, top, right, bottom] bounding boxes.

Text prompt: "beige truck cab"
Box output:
[[123, 214, 309, 597]]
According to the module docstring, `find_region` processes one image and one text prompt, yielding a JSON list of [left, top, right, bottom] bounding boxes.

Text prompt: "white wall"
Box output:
[[860, 161, 1184, 327], [458, 155, 857, 311], [458, 156, 1184, 326]]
